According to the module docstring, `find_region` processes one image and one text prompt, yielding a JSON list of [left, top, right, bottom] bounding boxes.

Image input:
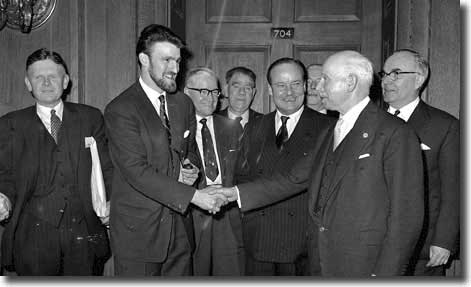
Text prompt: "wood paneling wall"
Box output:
[[0, 0, 174, 116], [395, 0, 460, 118]]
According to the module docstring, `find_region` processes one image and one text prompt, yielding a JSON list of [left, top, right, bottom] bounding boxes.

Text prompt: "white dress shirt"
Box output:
[[196, 115, 223, 185], [139, 77, 169, 119], [387, 97, 420, 122], [36, 101, 64, 135], [275, 106, 304, 139], [228, 109, 249, 128], [335, 96, 370, 147]]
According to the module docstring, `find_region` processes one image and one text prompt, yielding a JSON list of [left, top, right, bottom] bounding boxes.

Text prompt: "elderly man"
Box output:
[[235, 58, 334, 275], [306, 64, 326, 113], [381, 49, 459, 276], [184, 67, 244, 275], [217, 67, 262, 128], [213, 50, 424, 276]]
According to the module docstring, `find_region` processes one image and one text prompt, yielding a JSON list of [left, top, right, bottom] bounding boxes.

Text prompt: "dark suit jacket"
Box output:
[[216, 108, 263, 125], [237, 100, 424, 276], [192, 114, 244, 275], [235, 108, 334, 262], [407, 100, 459, 259], [0, 103, 113, 270], [104, 82, 199, 262]]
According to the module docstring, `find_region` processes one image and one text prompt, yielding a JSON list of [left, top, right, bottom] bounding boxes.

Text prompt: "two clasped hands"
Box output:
[[191, 186, 238, 214], [178, 159, 239, 214]]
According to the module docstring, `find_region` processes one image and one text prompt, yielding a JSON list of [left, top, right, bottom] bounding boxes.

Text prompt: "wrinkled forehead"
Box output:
[[229, 72, 255, 85], [188, 72, 218, 88], [384, 52, 417, 71]]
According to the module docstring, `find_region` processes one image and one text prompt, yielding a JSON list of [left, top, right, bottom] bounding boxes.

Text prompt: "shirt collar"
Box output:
[[36, 100, 64, 121], [340, 96, 370, 124], [275, 105, 304, 124], [196, 114, 214, 126], [139, 76, 166, 103], [387, 97, 420, 122]]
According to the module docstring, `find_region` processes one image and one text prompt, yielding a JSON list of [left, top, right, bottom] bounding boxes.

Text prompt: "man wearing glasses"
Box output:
[[184, 67, 245, 275], [217, 67, 263, 129], [234, 58, 334, 275], [381, 49, 459, 276]]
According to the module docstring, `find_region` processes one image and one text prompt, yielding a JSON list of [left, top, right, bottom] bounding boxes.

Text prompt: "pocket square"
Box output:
[[183, 130, 190, 138], [420, 143, 431, 150], [358, 153, 370, 159], [85, 136, 95, 148]]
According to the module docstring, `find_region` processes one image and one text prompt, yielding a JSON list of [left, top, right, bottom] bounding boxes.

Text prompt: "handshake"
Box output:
[[190, 185, 239, 214]]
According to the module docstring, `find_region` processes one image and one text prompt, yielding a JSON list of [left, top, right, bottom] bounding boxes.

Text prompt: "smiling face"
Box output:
[[140, 41, 181, 93], [185, 72, 219, 117], [382, 51, 423, 109], [269, 62, 306, 115], [24, 59, 69, 107]]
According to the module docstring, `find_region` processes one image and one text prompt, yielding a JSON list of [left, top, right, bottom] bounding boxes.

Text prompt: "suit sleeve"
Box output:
[[374, 125, 424, 275], [90, 110, 114, 198], [0, 115, 16, 206], [433, 118, 460, 251], [104, 103, 195, 214]]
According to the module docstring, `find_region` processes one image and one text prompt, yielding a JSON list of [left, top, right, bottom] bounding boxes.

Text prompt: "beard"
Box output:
[[148, 64, 177, 93]]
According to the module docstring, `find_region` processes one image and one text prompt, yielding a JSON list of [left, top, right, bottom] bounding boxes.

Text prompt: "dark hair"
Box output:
[[26, 48, 69, 75], [225, 66, 256, 84], [136, 24, 185, 67], [266, 57, 307, 84]]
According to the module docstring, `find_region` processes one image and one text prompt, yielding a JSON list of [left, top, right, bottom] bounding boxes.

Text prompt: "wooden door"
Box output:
[[186, 0, 382, 113]]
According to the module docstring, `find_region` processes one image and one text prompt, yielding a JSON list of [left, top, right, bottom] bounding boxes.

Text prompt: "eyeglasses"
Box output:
[[272, 80, 304, 91], [379, 70, 419, 81], [186, 87, 221, 97]]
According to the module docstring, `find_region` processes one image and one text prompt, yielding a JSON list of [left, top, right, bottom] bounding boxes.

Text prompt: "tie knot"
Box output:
[[200, 118, 208, 125], [235, 116, 242, 123], [280, 116, 289, 125], [394, 110, 400, 116], [51, 109, 57, 116]]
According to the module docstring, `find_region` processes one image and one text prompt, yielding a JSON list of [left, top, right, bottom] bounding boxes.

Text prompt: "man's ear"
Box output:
[[138, 52, 150, 68], [24, 76, 32, 92], [223, 84, 228, 98], [268, 85, 273, 97], [415, 74, 426, 90], [252, 87, 257, 98], [62, 74, 70, 90], [345, 74, 358, 92]]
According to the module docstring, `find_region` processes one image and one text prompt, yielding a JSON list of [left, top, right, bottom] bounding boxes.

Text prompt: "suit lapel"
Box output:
[[166, 93, 183, 152], [407, 100, 430, 141], [326, 102, 377, 197]]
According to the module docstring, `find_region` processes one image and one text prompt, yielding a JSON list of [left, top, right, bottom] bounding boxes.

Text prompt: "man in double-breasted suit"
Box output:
[[382, 49, 460, 276], [235, 58, 334, 275], [0, 48, 113, 275], [213, 51, 424, 276], [104, 25, 225, 276], [184, 67, 245, 275]]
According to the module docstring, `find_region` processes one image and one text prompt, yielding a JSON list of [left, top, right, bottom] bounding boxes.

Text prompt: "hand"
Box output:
[[191, 186, 228, 214], [209, 186, 238, 202], [0, 194, 11, 222], [99, 201, 110, 226], [178, 159, 199, 186], [426, 245, 451, 267]]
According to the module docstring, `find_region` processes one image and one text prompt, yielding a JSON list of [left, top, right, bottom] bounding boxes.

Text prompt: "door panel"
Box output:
[[186, 0, 381, 113]]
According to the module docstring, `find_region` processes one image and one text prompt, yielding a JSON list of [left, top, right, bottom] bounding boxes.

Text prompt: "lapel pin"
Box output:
[[362, 132, 368, 138]]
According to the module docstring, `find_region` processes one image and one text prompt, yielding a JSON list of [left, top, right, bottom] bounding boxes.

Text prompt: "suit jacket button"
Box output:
[[319, 226, 326, 232]]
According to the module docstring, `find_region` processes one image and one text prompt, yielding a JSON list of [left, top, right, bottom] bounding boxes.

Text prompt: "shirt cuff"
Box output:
[[235, 186, 241, 208], [0, 192, 11, 212]]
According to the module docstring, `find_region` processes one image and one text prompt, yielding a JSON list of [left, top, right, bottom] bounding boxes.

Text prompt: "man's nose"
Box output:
[[167, 60, 178, 73]]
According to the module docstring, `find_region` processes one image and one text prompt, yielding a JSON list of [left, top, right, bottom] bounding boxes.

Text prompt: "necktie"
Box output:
[[200, 118, 219, 181], [158, 95, 171, 144], [50, 109, 61, 144], [333, 117, 344, 150], [394, 110, 400, 117], [275, 116, 289, 150]]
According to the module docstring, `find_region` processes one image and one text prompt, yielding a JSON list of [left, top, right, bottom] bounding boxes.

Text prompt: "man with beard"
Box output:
[[104, 24, 226, 276]]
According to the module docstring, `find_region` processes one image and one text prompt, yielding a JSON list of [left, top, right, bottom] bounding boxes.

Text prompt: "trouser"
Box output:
[[114, 214, 192, 276], [245, 252, 308, 276], [14, 211, 100, 275]]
